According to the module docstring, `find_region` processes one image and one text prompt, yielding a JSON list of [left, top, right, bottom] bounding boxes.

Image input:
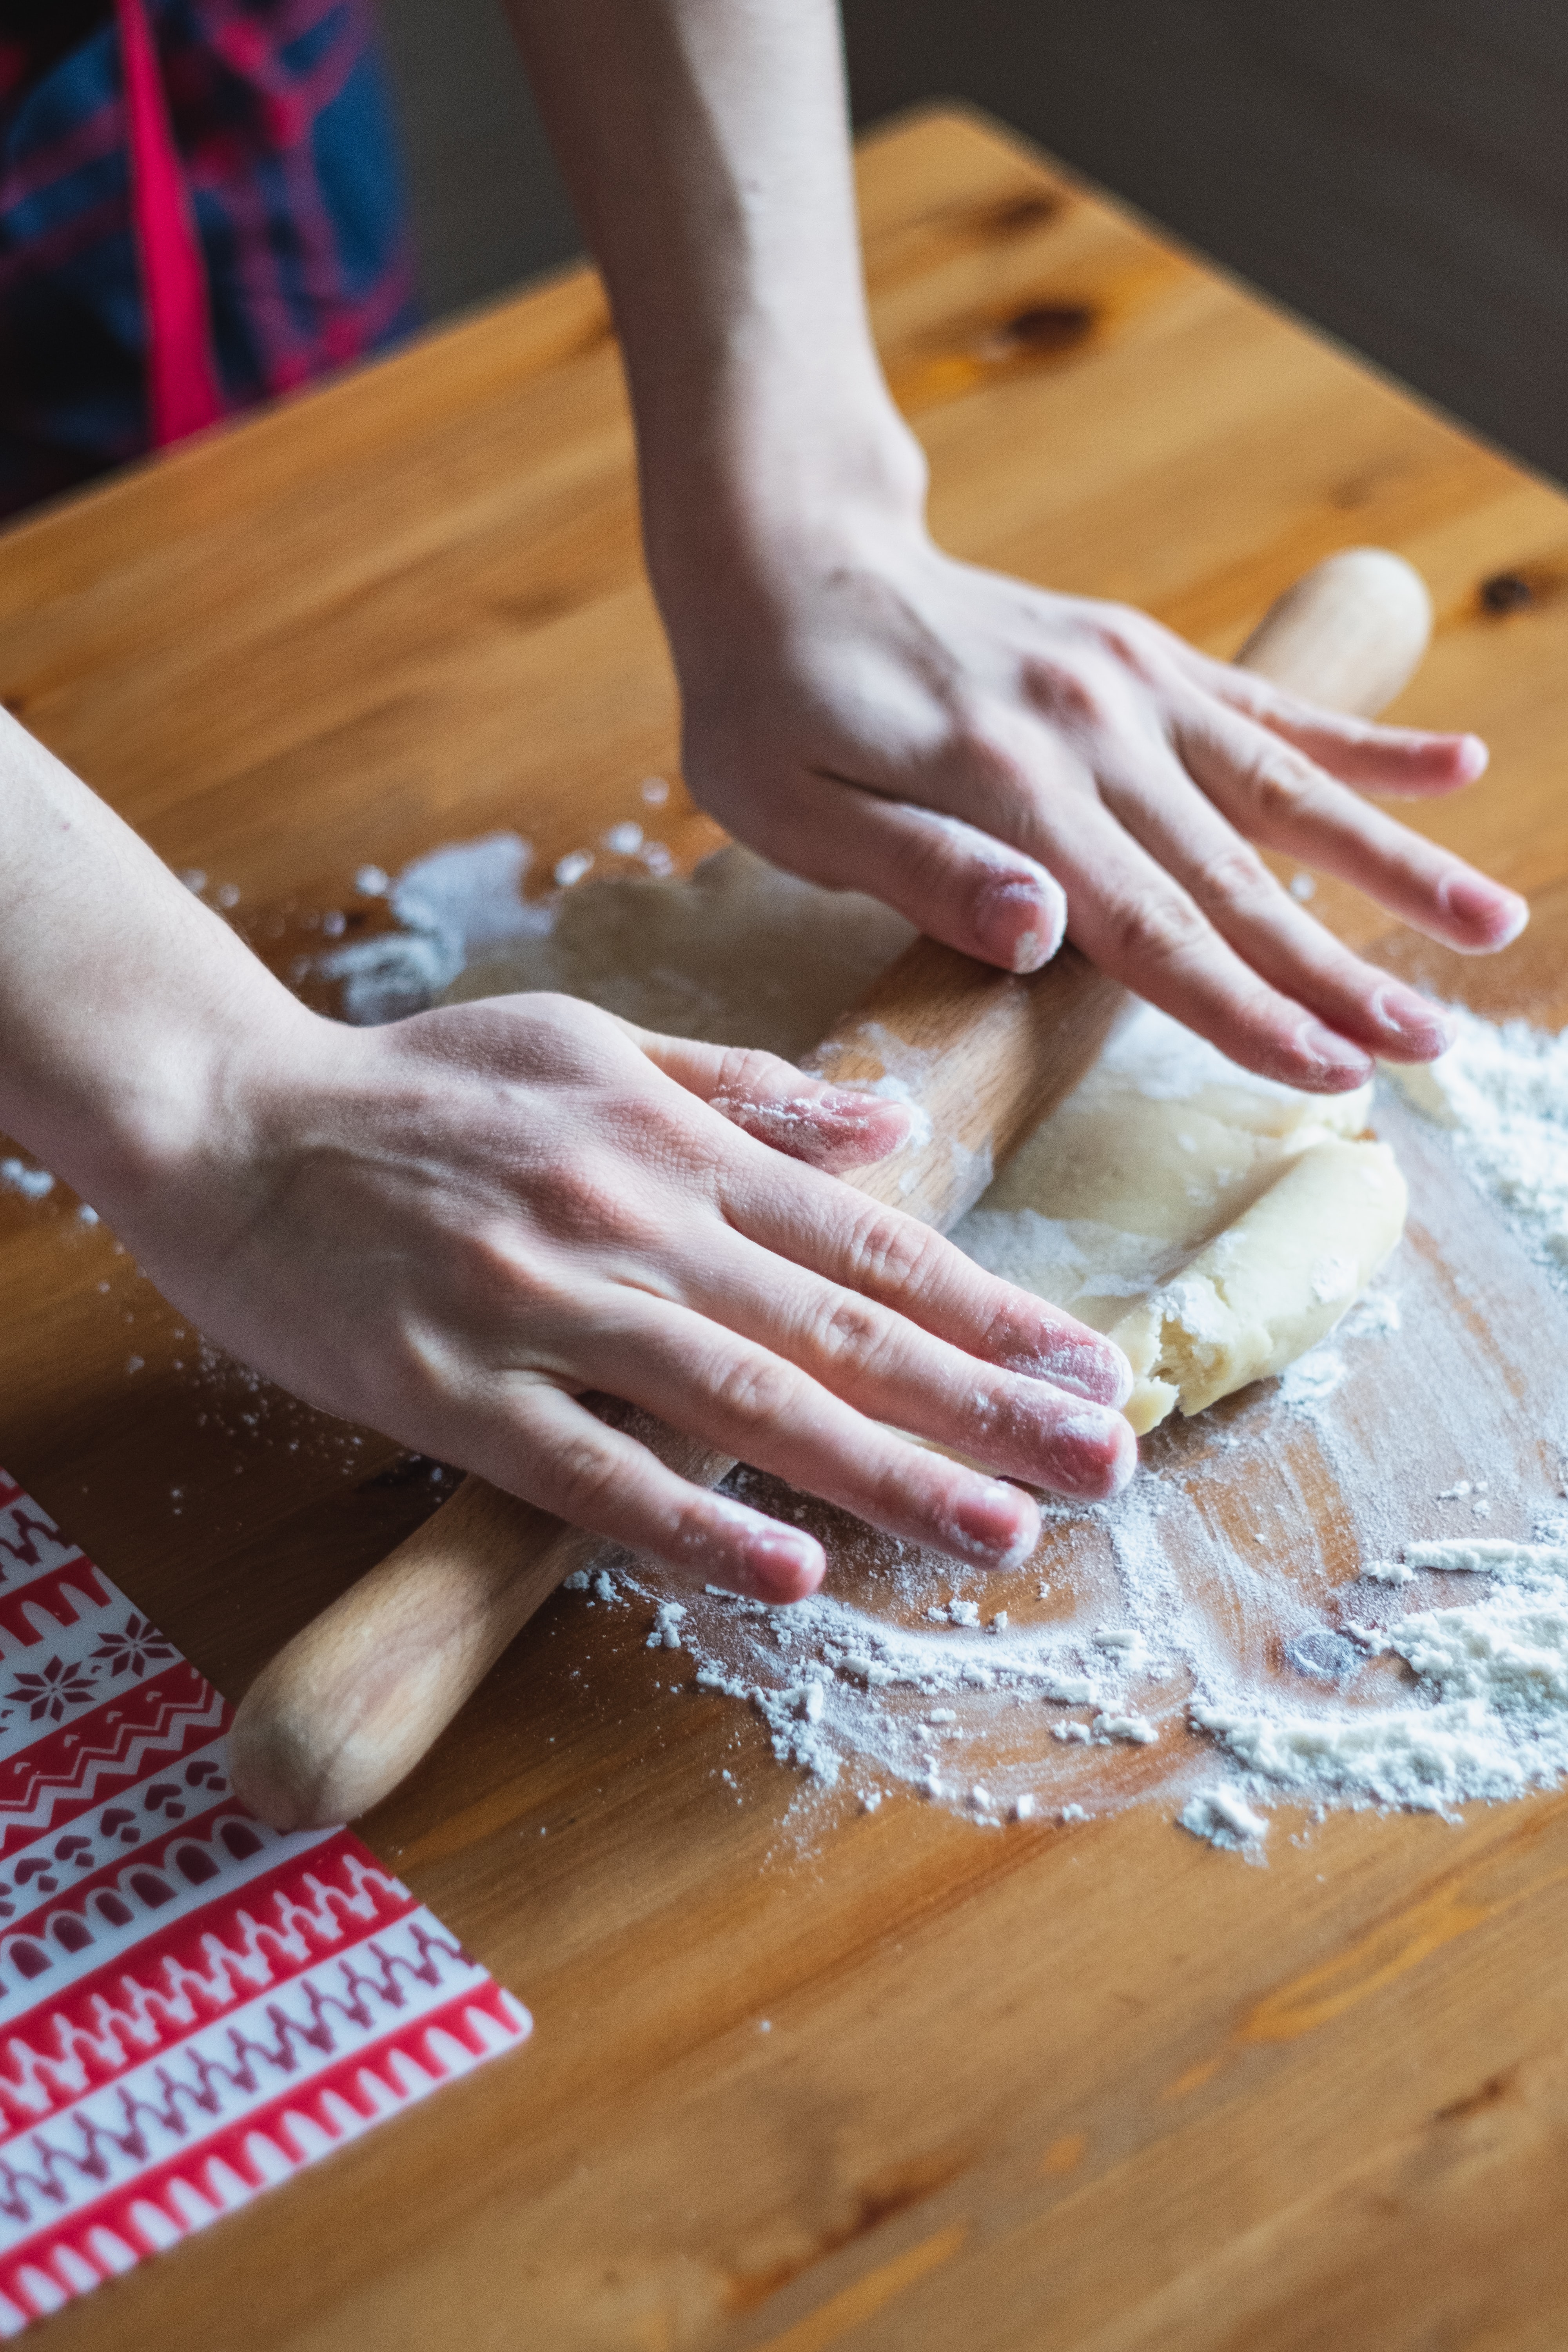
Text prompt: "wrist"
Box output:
[[644, 388, 930, 663], [13, 915, 320, 1249]]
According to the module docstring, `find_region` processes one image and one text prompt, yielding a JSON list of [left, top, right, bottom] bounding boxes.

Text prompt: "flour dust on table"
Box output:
[[1387, 1004, 1568, 1283], [315, 829, 915, 1051], [444, 841, 915, 1059], [285, 829, 1568, 1853]]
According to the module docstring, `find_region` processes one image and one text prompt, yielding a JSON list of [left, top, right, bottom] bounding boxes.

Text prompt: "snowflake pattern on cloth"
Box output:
[[0, 1468, 530, 2334]]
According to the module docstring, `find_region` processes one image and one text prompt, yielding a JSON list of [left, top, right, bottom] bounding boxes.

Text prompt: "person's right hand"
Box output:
[[107, 990, 1136, 1603]]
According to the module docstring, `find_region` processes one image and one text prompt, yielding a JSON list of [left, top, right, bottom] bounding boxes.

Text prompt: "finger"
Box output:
[[623, 1029, 911, 1170], [718, 1150, 1133, 1408], [1096, 742, 1454, 1061], [1174, 647, 1493, 797], [1173, 698, 1529, 955], [647, 1200, 1134, 1487], [753, 766, 1067, 974], [568, 1290, 1123, 1550], [1025, 795, 1376, 1089], [475, 1380, 827, 1601]]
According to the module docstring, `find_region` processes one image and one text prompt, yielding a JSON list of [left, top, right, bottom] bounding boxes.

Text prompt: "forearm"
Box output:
[[0, 711, 303, 1215], [506, 0, 922, 591]]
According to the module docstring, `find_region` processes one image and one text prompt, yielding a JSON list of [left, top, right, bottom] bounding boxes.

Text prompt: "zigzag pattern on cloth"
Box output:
[[0, 1674, 228, 1860], [0, 1849, 418, 2133], [0, 1470, 529, 2334]]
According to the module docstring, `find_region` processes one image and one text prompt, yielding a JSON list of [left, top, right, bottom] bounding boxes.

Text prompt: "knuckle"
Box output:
[[1189, 840, 1274, 916], [548, 1169, 628, 1243], [537, 1149, 670, 1248], [1024, 657, 1111, 733], [1244, 742, 1320, 824], [891, 809, 964, 896], [544, 1432, 623, 1524], [844, 1207, 946, 1299], [450, 1221, 552, 1316], [947, 715, 1031, 793], [707, 1349, 798, 1434], [889, 806, 1027, 905], [506, 991, 623, 1071], [1101, 887, 1210, 974], [1093, 608, 1164, 678], [814, 1293, 896, 1378], [359, 1325, 446, 1422], [888, 806, 1015, 911], [709, 1045, 797, 1107]]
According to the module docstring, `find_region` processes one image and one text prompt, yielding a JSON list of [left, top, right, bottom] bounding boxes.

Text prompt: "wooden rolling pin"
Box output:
[[231, 546, 1433, 1829]]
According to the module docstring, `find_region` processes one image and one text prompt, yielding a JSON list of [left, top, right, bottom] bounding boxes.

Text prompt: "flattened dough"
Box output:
[[950, 1006, 1406, 1431], [445, 849, 1405, 1429], [446, 844, 914, 1060]]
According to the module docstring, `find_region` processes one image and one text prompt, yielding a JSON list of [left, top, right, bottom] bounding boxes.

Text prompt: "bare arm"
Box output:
[[509, 0, 1525, 1088]]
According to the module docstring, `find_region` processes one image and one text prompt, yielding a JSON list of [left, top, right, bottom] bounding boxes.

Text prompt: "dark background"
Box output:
[[373, 0, 1567, 490]]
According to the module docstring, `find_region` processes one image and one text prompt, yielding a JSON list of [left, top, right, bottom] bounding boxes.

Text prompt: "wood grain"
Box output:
[[5, 108, 1568, 2352]]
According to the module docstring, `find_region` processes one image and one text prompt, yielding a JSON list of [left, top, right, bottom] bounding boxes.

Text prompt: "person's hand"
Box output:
[[507, 0, 1521, 1093], [110, 991, 1134, 1601], [659, 501, 1527, 1095]]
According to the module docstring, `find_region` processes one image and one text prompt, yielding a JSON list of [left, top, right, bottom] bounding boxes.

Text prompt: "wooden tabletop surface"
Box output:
[[5, 106, 1568, 2352]]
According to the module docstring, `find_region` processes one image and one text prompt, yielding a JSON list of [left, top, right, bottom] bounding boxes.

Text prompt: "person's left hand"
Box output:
[[657, 501, 1525, 1096]]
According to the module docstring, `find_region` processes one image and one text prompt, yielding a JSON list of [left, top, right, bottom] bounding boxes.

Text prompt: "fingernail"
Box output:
[[1372, 985, 1454, 1056], [1456, 734, 1490, 782], [1292, 1020, 1373, 1086], [1046, 1410, 1138, 1500], [819, 1087, 901, 1120], [721, 1088, 910, 1168], [976, 873, 1065, 973], [1072, 1341, 1134, 1412], [951, 1479, 1037, 1567], [743, 1530, 825, 1600], [1441, 874, 1528, 949]]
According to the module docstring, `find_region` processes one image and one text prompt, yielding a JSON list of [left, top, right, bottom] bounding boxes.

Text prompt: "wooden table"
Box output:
[[5, 106, 1568, 2352]]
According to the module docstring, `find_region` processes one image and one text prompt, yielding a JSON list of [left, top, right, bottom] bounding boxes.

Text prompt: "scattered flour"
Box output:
[[1390, 1005, 1568, 1279], [320, 833, 552, 1023], [1399, 1539, 1568, 1575], [1191, 1697, 1530, 1809], [0, 1157, 54, 1201], [1180, 1789, 1270, 1850]]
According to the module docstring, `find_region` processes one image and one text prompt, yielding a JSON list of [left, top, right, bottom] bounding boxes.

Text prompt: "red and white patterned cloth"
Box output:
[[0, 1467, 530, 2334]]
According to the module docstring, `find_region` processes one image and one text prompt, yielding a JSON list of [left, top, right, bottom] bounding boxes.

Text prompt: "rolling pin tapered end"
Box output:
[[229, 1695, 345, 1834]]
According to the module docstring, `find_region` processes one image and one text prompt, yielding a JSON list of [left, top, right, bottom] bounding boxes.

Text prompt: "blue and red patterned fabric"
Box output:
[[0, 0, 418, 519]]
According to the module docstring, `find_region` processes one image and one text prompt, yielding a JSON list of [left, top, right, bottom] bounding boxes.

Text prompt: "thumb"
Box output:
[[624, 1029, 914, 1171]]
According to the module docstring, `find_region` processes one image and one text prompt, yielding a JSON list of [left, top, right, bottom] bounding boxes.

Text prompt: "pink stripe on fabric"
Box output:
[[116, 0, 223, 445]]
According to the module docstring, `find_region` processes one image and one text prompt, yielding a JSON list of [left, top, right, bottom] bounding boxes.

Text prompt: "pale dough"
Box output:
[[445, 848, 1405, 1429], [950, 1007, 1406, 1431]]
